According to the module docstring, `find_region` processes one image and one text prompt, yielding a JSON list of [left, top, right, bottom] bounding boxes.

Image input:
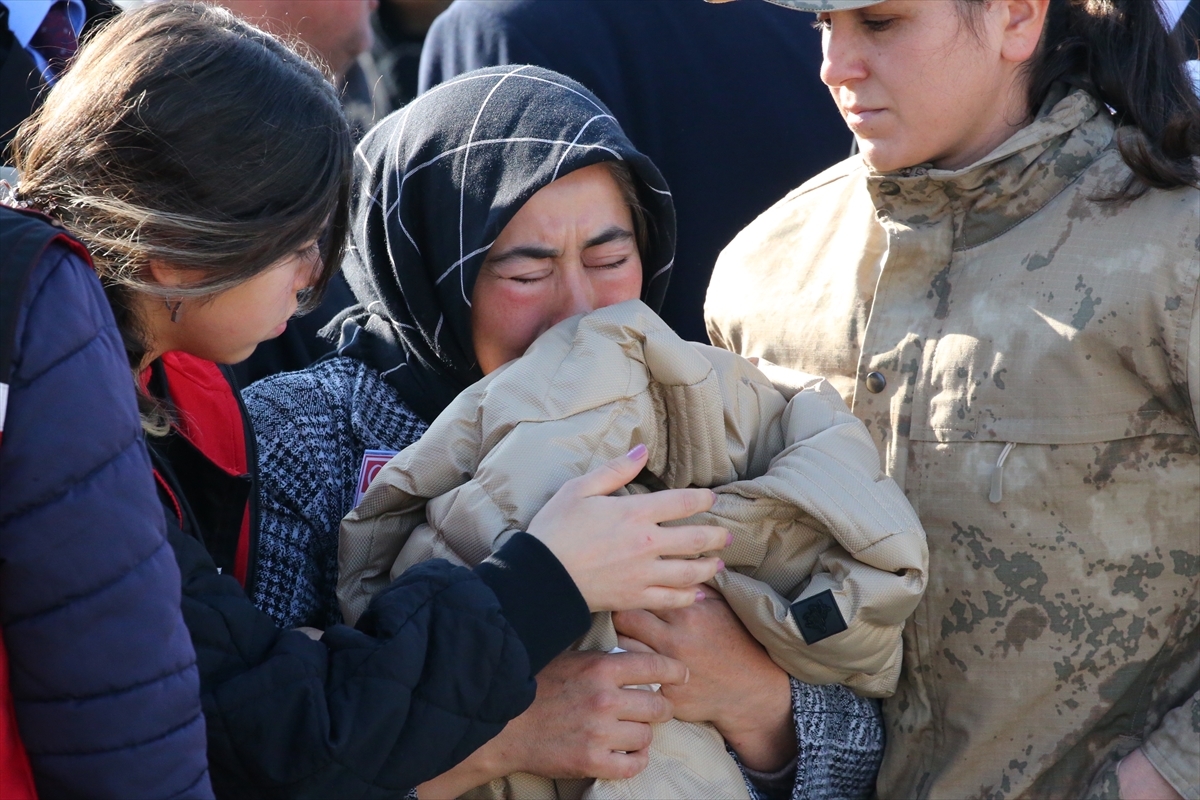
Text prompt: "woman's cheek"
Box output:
[[607, 262, 644, 303], [496, 283, 550, 345]]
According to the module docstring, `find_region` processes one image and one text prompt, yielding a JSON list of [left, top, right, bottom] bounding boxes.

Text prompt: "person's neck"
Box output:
[[133, 295, 174, 373], [933, 77, 1033, 172]]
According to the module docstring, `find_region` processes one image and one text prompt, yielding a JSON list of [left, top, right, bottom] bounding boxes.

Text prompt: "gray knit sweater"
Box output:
[[244, 356, 427, 630], [242, 355, 883, 800]]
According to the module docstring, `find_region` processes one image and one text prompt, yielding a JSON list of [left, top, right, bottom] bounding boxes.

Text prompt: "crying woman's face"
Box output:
[[470, 163, 643, 375]]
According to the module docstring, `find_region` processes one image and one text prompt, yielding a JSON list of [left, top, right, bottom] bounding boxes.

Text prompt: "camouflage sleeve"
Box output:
[[1141, 694, 1200, 798], [1141, 287, 1200, 799], [1188, 278, 1200, 432]]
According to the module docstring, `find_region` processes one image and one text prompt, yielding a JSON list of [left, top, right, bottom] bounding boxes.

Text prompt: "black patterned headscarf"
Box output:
[[330, 65, 676, 423]]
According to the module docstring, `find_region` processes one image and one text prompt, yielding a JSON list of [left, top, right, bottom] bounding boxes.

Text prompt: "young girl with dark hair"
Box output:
[[705, 0, 1200, 797], [4, 3, 731, 796]]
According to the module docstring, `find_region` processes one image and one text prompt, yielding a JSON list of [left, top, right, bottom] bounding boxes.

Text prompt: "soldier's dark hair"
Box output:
[[960, 0, 1200, 199], [11, 0, 352, 430]]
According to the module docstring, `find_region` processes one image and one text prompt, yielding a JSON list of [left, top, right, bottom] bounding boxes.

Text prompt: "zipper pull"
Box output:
[[989, 442, 1016, 503]]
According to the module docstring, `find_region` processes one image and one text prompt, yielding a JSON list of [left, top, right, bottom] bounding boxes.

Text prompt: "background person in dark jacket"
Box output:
[[0, 206, 213, 797], [419, 0, 851, 343], [7, 4, 728, 796], [215, 0, 376, 388], [0, 0, 117, 164], [371, 0, 451, 107]]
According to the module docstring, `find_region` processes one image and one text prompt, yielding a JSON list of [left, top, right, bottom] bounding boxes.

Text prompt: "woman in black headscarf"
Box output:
[[330, 64, 675, 423], [245, 66, 877, 798], [242, 64, 724, 787], [245, 63, 679, 630]]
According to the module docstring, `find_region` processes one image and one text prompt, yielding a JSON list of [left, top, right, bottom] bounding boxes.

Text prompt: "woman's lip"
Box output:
[[844, 108, 885, 127]]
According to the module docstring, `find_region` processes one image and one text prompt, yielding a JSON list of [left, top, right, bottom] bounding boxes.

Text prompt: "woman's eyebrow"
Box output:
[[485, 226, 634, 265], [584, 226, 634, 249], [485, 243, 561, 265]]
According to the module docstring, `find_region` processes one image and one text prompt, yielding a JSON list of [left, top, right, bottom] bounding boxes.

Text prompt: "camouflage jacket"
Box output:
[[705, 88, 1200, 799]]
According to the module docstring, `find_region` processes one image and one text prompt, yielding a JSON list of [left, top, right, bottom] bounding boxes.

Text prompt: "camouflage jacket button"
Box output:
[[865, 371, 887, 393]]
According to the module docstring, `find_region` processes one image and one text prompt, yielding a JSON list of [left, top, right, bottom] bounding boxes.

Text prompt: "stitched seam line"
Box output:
[[0, 430, 146, 526], [3, 537, 172, 626], [13, 658, 196, 704], [12, 250, 111, 386], [23, 710, 205, 757]]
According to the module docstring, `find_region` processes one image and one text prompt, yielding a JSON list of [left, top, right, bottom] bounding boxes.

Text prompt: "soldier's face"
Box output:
[[816, 0, 1047, 173]]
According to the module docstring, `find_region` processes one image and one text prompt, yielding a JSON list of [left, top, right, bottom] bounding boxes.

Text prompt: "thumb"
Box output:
[[571, 443, 648, 499]]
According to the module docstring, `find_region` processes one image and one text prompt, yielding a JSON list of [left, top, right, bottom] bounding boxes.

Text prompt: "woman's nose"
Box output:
[[820, 24, 868, 88], [558, 263, 597, 321]]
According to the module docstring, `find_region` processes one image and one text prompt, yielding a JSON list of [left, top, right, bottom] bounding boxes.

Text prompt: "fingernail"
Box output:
[[718, 559, 726, 572], [709, 489, 718, 503], [725, 532, 733, 547], [627, 443, 647, 460], [684, 668, 690, 684], [695, 588, 706, 601]]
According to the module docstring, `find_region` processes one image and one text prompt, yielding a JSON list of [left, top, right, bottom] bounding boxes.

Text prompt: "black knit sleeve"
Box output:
[[475, 531, 590, 674], [172, 522, 584, 797]]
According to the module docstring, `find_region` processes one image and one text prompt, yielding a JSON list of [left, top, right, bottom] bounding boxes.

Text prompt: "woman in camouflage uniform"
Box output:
[[706, 0, 1200, 797]]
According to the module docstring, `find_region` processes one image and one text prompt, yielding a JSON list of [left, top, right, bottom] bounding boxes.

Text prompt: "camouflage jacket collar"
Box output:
[[866, 88, 1115, 249]]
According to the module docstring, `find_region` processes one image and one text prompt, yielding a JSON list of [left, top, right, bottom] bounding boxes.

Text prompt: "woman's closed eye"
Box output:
[[510, 271, 552, 284], [861, 16, 896, 33], [505, 257, 630, 282], [487, 261, 553, 284], [296, 239, 322, 263], [582, 238, 636, 272], [584, 252, 632, 271]]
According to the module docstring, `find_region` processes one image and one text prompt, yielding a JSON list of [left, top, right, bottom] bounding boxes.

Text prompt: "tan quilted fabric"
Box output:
[[338, 300, 927, 799]]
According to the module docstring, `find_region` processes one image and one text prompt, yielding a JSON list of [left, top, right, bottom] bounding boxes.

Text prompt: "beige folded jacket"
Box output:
[[338, 300, 927, 800]]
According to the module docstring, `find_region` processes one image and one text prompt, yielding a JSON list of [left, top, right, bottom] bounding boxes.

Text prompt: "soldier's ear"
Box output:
[[998, 0, 1051, 65]]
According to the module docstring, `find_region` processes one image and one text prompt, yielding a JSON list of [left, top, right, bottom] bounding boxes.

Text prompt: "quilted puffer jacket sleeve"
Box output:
[[703, 353, 928, 697], [0, 245, 212, 798], [339, 303, 926, 700], [175, 521, 587, 798]]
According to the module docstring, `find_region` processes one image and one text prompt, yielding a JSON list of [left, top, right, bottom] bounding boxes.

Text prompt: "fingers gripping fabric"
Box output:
[[339, 300, 928, 798]]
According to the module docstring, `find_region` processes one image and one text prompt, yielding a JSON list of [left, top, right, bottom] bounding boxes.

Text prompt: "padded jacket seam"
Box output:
[[0, 429, 146, 526], [14, 658, 196, 705], [3, 536, 172, 627], [13, 274, 110, 388], [25, 709, 206, 758]]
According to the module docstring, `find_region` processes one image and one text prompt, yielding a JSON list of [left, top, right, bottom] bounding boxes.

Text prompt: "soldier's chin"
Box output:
[[855, 137, 913, 175]]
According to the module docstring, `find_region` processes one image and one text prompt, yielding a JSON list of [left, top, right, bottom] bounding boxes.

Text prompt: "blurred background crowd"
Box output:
[[4, 0, 1198, 384]]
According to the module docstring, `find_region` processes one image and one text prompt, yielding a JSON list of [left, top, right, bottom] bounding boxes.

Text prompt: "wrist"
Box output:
[[415, 737, 506, 799], [714, 672, 795, 772], [475, 532, 590, 674], [1118, 748, 1184, 800]]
